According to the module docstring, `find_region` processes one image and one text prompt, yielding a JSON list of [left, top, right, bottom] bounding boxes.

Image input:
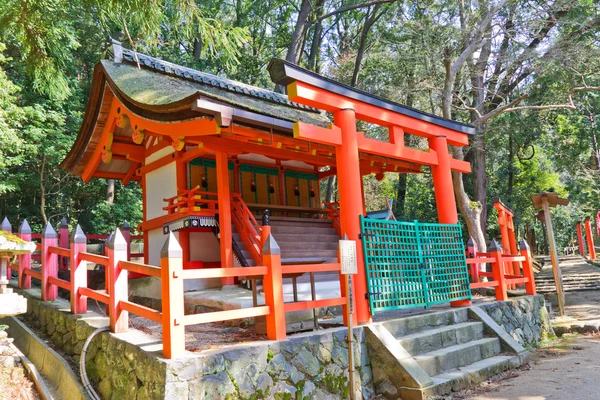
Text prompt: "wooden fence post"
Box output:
[[59, 217, 69, 271], [520, 239, 537, 296], [585, 217, 597, 260], [2, 217, 12, 278], [70, 225, 88, 314], [490, 239, 508, 301], [42, 223, 58, 301], [262, 234, 286, 340], [122, 221, 131, 261], [161, 232, 185, 359], [576, 222, 585, 257], [1, 217, 12, 233], [466, 237, 479, 283], [107, 228, 128, 333], [18, 220, 32, 289]]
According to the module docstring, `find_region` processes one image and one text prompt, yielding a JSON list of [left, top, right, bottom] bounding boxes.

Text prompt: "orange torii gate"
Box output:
[[493, 199, 521, 285], [269, 60, 474, 324]]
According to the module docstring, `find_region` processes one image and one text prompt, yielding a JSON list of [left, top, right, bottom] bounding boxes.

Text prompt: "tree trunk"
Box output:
[[106, 179, 115, 204], [286, 0, 312, 65], [325, 176, 336, 203], [472, 124, 487, 234], [307, 0, 325, 72], [351, 4, 382, 87], [507, 131, 514, 201]]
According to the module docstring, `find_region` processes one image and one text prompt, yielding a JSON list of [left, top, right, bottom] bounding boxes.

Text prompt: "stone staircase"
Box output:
[[373, 308, 528, 398], [535, 256, 600, 293]]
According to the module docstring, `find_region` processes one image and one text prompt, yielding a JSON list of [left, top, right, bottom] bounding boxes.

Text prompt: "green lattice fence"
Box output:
[[360, 216, 471, 313]]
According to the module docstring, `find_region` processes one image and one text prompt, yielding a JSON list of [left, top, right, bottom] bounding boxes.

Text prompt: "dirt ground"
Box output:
[[452, 334, 600, 400]]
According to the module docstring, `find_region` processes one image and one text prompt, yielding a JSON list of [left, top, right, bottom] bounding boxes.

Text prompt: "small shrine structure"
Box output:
[[62, 41, 475, 324]]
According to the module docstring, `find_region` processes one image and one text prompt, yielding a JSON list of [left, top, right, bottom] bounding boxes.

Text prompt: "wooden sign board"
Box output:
[[339, 239, 358, 275]]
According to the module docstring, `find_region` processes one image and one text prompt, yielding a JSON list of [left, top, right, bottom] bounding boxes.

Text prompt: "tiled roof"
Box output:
[[120, 48, 320, 113]]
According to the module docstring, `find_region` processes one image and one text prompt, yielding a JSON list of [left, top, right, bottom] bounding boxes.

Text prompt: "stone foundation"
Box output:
[[15, 287, 374, 399], [478, 295, 554, 346]]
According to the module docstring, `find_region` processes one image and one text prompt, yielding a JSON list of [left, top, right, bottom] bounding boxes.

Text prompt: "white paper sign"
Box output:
[[339, 239, 358, 275]]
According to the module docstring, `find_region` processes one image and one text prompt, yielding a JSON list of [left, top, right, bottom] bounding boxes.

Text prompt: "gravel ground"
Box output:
[[450, 334, 600, 400]]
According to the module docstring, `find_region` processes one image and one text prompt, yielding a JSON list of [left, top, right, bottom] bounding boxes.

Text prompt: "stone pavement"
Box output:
[[461, 334, 600, 400]]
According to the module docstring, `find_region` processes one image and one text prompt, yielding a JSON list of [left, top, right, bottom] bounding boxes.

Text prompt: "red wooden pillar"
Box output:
[[70, 225, 88, 314], [41, 223, 58, 301], [107, 229, 128, 333], [176, 160, 190, 264], [334, 108, 370, 325], [489, 239, 508, 301], [585, 217, 597, 260], [18, 220, 32, 289], [520, 239, 536, 296], [161, 233, 185, 359], [429, 135, 472, 307], [576, 222, 585, 257], [59, 217, 69, 271], [122, 221, 131, 261], [2, 218, 12, 278], [262, 234, 286, 340], [216, 151, 234, 285]]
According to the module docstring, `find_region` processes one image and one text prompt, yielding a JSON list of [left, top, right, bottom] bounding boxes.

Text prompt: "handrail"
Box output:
[[322, 202, 341, 236], [119, 260, 161, 278], [231, 194, 262, 264], [162, 186, 219, 215]]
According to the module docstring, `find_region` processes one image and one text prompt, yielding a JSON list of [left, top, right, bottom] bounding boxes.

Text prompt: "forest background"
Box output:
[[1, 0, 600, 253]]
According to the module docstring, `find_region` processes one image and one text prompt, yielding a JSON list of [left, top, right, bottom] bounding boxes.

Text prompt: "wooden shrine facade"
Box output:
[[62, 41, 475, 325]]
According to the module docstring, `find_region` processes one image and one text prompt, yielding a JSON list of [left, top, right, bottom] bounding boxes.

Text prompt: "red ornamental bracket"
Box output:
[[132, 126, 145, 145], [171, 136, 186, 151], [101, 132, 114, 164], [115, 111, 130, 129]]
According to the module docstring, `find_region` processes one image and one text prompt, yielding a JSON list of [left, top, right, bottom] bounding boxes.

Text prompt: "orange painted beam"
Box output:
[[119, 300, 162, 323], [119, 260, 161, 277], [79, 287, 110, 304], [82, 101, 119, 182], [293, 122, 342, 146], [111, 142, 145, 163], [449, 158, 471, 173], [356, 132, 438, 166], [122, 162, 139, 185], [216, 151, 234, 285], [183, 306, 270, 325], [288, 81, 469, 147], [93, 171, 141, 181], [115, 98, 221, 138], [180, 266, 268, 280], [283, 297, 346, 313]]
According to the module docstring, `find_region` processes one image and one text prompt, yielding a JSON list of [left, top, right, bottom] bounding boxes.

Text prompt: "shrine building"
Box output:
[[62, 41, 475, 324]]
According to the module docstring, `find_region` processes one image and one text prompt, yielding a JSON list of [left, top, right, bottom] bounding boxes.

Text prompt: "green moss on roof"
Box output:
[[101, 61, 330, 127], [0, 230, 27, 244]]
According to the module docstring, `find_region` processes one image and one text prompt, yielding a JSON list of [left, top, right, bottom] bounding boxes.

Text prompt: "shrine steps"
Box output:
[[371, 308, 528, 398]]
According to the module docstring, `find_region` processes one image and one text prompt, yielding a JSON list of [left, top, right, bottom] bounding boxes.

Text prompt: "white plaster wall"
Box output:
[[146, 146, 174, 164], [237, 153, 276, 164], [281, 160, 315, 170], [185, 232, 222, 291], [145, 161, 177, 220]]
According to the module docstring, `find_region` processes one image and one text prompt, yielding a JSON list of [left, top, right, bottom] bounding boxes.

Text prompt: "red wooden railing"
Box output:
[[231, 193, 262, 264], [162, 186, 218, 215], [4, 220, 347, 359], [323, 201, 341, 236], [467, 238, 536, 301]]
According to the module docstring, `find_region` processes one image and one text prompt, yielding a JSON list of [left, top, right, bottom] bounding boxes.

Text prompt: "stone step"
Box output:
[[280, 250, 338, 258], [265, 217, 333, 227], [278, 241, 339, 251], [272, 234, 340, 243], [382, 309, 469, 338], [270, 226, 338, 235], [398, 321, 484, 356], [428, 355, 521, 396], [414, 337, 501, 376]]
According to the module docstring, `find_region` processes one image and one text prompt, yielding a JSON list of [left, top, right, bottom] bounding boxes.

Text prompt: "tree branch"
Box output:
[[317, 0, 395, 22]]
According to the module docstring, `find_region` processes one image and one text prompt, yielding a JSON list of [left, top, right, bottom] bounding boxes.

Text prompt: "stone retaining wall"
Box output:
[[16, 287, 374, 399], [478, 295, 554, 347]]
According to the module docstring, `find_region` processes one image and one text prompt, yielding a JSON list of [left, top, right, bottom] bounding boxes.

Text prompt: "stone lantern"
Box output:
[[0, 231, 36, 316]]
